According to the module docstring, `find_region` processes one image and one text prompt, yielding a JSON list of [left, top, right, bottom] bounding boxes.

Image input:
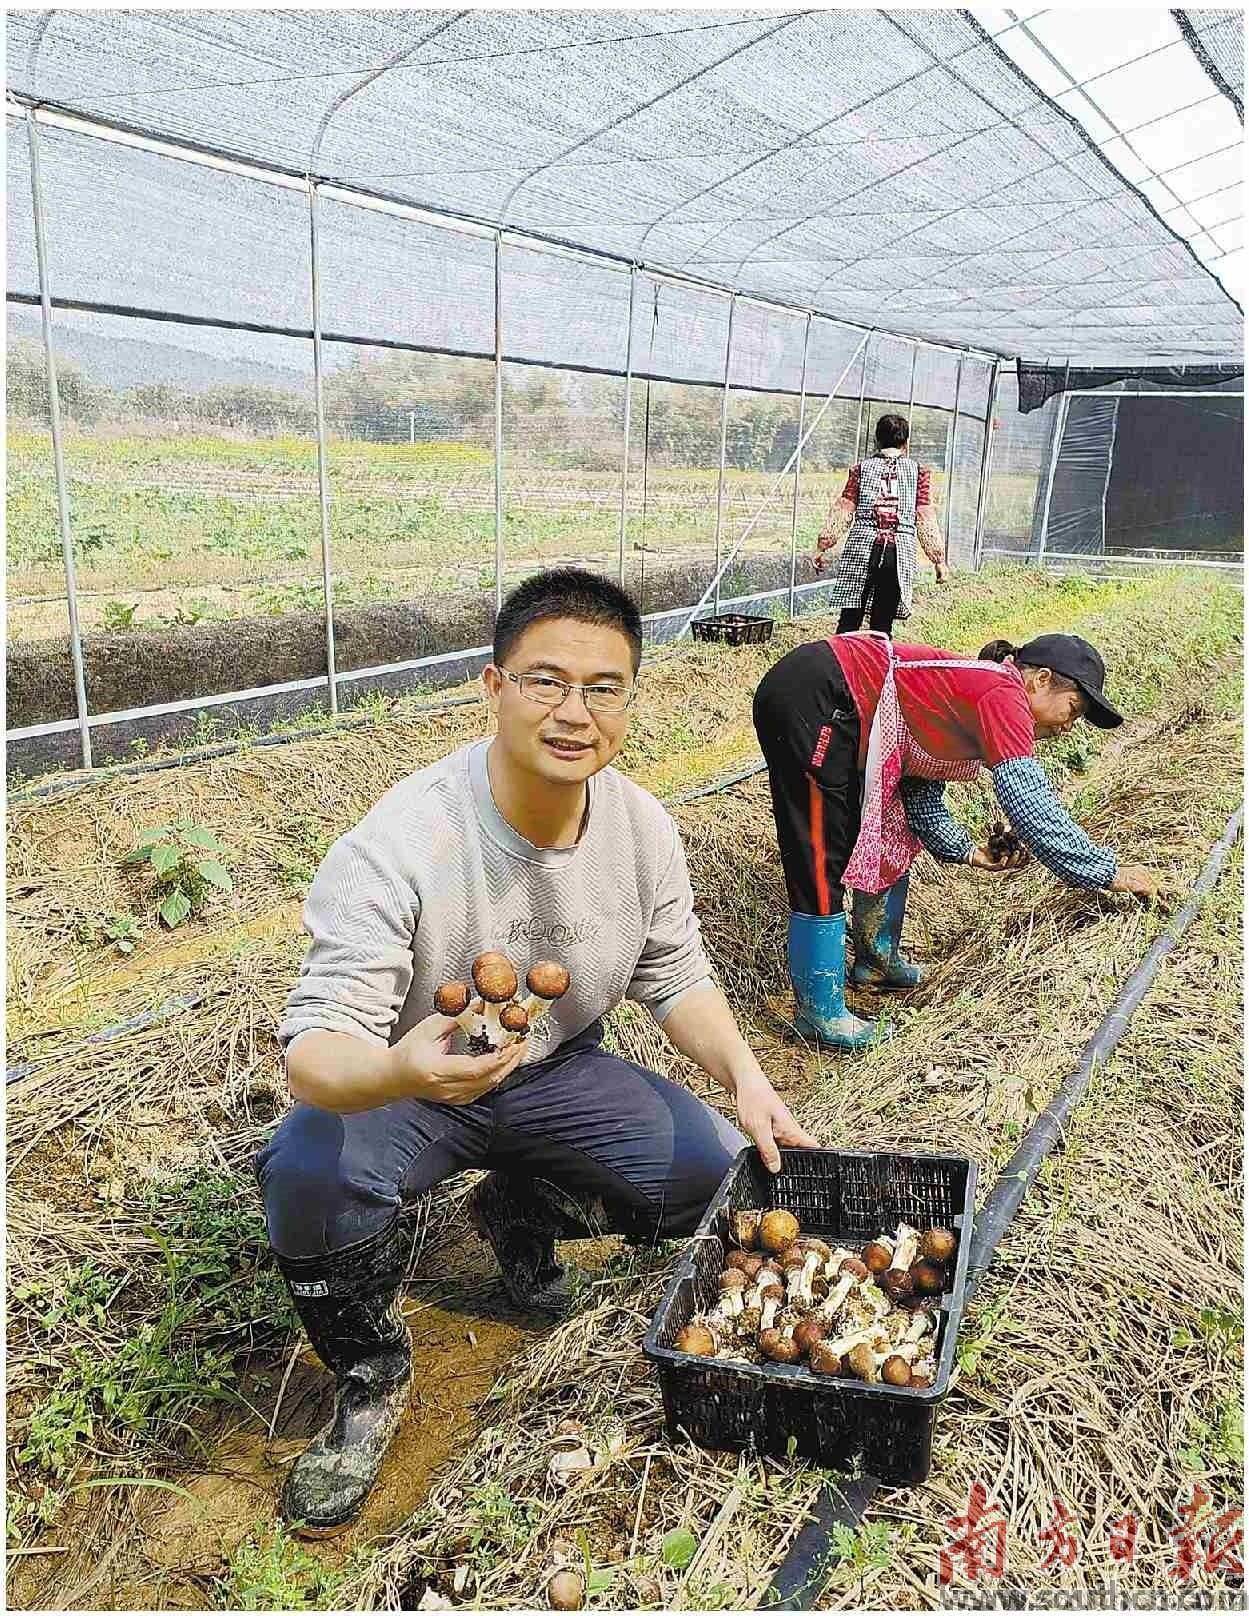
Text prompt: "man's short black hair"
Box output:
[[874, 413, 910, 450], [493, 568, 644, 672]]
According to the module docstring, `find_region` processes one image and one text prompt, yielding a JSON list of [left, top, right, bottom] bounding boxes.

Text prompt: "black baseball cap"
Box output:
[[1016, 634, 1123, 729]]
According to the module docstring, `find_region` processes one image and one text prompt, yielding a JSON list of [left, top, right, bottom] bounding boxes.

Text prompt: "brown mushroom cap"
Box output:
[[527, 960, 571, 1002], [881, 1355, 912, 1387], [810, 1276, 830, 1302], [799, 1237, 833, 1262], [909, 1373, 934, 1390], [547, 1570, 585, 1611], [839, 1256, 869, 1280], [921, 1228, 957, 1263], [909, 1261, 945, 1295], [472, 951, 519, 1003], [434, 980, 472, 1017], [779, 1246, 807, 1274], [724, 1248, 754, 1274], [676, 1323, 717, 1356], [862, 1240, 893, 1273], [499, 1002, 530, 1034], [731, 1210, 762, 1250], [880, 1270, 915, 1302], [793, 1318, 826, 1356], [846, 1344, 877, 1381], [808, 1341, 843, 1376], [759, 1328, 800, 1364], [718, 1269, 747, 1292], [757, 1273, 785, 1301], [739, 1253, 765, 1280], [759, 1210, 800, 1253]]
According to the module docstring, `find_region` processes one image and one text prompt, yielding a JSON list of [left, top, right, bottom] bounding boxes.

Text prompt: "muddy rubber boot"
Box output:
[[275, 1219, 411, 1537], [467, 1172, 610, 1317], [787, 910, 887, 1050], [850, 877, 925, 992]]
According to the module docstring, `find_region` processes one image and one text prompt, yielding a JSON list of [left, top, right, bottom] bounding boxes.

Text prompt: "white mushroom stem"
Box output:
[[904, 1312, 933, 1345], [821, 1272, 857, 1316], [826, 1245, 855, 1277], [455, 999, 487, 1039], [481, 1001, 507, 1045], [517, 993, 558, 1023], [716, 1287, 744, 1318], [822, 1328, 875, 1359], [889, 1225, 920, 1272], [797, 1252, 821, 1303], [760, 1296, 780, 1332]]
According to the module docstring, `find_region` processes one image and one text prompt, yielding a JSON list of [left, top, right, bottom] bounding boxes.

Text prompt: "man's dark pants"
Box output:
[[258, 1021, 746, 1259]]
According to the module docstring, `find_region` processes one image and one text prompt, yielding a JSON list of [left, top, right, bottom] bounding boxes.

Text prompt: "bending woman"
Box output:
[[815, 412, 948, 636], [751, 629, 1159, 1050]]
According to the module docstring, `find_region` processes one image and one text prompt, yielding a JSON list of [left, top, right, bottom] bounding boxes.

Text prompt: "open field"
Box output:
[[5, 567, 1242, 1611], [6, 429, 1035, 646]]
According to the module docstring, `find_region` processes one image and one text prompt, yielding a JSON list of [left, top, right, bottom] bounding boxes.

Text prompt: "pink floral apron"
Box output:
[[838, 633, 991, 895]]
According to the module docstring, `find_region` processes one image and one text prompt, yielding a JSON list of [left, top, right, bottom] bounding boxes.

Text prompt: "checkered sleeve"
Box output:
[[900, 779, 974, 863], [990, 757, 1117, 889]]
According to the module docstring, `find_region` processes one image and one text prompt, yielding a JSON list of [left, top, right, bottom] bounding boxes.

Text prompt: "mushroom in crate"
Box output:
[[668, 1203, 945, 1384]]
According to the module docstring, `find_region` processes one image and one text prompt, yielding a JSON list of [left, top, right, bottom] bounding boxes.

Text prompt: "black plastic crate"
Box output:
[[642, 1146, 976, 1485], [690, 613, 775, 646]]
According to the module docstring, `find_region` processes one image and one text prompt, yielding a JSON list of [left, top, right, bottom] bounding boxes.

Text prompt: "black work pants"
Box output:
[[751, 640, 864, 916], [836, 539, 901, 636]]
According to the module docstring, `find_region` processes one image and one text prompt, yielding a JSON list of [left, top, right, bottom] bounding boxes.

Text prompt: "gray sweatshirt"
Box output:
[[279, 740, 713, 1062]]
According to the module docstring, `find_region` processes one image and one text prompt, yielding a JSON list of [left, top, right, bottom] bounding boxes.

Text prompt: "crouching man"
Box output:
[[257, 567, 817, 1534]]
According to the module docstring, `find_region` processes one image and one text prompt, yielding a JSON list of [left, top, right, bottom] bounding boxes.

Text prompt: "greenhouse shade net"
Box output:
[[5, 8, 1242, 365]]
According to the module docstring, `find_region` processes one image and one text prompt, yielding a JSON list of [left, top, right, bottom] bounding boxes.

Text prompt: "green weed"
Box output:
[[123, 818, 233, 928], [216, 1524, 350, 1610]]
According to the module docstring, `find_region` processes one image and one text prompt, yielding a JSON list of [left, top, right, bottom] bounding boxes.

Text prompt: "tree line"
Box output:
[[7, 341, 955, 472]]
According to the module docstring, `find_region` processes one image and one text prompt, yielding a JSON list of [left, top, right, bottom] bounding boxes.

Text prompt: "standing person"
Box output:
[[258, 568, 816, 1534], [814, 413, 949, 635], [752, 629, 1159, 1049]]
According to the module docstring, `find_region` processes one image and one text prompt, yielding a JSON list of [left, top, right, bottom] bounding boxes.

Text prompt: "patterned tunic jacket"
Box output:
[[824, 452, 942, 619]]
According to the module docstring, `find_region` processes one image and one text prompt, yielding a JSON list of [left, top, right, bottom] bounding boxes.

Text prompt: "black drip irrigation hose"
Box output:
[[760, 802, 1243, 1611], [4, 753, 774, 1087]]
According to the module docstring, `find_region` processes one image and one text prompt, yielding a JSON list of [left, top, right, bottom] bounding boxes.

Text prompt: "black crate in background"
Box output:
[[690, 613, 776, 646], [642, 1146, 976, 1486]]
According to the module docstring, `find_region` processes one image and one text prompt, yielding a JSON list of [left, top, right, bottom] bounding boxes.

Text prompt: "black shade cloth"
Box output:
[[1017, 360, 1243, 414]]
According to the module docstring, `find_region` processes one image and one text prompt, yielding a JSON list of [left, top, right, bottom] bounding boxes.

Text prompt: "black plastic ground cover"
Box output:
[[760, 803, 1243, 1610]]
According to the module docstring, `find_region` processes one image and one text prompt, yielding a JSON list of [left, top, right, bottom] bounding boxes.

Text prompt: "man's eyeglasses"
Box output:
[[496, 667, 636, 715]]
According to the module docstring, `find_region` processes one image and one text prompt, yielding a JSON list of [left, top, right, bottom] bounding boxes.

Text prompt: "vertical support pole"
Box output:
[[945, 354, 964, 560], [409, 411, 416, 445], [493, 231, 505, 615], [27, 107, 92, 768], [308, 179, 339, 716], [1035, 391, 1070, 566], [971, 358, 1002, 571], [617, 264, 637, 587], [906, 343, 917, 421], [788, 313, 811, 621], [712, 293, 737, 615], [855, 331, 872, 460]]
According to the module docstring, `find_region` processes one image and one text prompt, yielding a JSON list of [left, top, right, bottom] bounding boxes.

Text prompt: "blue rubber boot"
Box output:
[[851, 876, 925, 992], [787, 911, 883, 1050]]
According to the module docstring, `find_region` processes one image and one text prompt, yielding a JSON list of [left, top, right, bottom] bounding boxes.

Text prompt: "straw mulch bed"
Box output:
[[347, 712, 1242, 1612], [5, 567, 1243, 1610]]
